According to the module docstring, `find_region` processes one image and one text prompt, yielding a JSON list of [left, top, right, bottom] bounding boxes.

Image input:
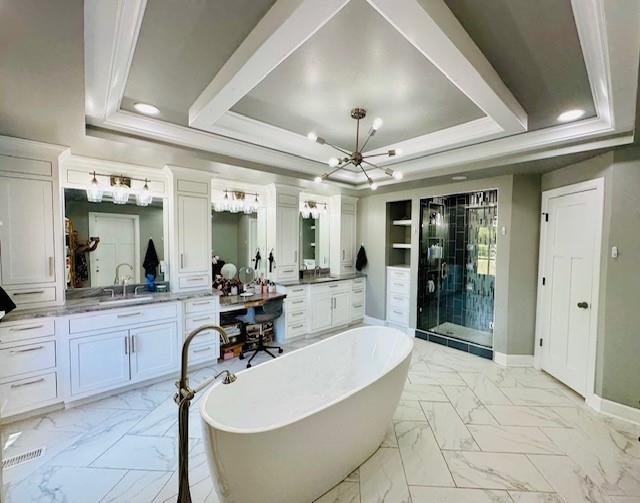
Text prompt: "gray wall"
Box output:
[[357, 174, 541, 356], [212, 212, 239, 265], [542, 149, 639, 409], [65, 198, 165, 286]]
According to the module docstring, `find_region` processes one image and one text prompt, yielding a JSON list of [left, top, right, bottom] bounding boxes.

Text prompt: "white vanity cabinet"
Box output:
[[0, 139, 65, 308], [182, 296, 221, 367], [66, 302, 180, 399], [272, 191, 299, 282]]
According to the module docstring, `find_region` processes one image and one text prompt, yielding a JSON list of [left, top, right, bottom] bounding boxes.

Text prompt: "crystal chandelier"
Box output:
[[308, 108, 403, 190]]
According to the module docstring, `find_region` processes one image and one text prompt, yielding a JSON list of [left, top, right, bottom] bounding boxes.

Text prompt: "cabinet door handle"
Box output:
[[130, 335, 136, 353], [10, 345, 44, 354], [11, 378, 45, 389], [193, 347, 211, 353], [13, 290, 45, 296], [48, 256, 54, 277], [9, 324, 44, 332], [118, 312, 142, 318], [180, 253, 185, 268], [124, 337, 128, 355], [342, 250, 345, 260], [294, 251, 298, 262], [291, 323, 304, 329], [191, 316, 210, 322]]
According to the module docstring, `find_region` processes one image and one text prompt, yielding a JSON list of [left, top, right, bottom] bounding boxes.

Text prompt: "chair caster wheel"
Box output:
[[246, 363, 252, 368], [278, 348, 283, 353]]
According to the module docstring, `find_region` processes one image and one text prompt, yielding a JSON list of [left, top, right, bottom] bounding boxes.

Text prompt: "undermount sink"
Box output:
[[99, 295, 154, 305]]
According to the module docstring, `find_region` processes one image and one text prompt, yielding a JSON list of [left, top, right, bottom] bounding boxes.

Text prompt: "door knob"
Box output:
[[577, 301, 589, 309]]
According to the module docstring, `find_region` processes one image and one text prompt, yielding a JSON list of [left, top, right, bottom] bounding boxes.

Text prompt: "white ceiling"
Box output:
[[85, 0, 640, 189]]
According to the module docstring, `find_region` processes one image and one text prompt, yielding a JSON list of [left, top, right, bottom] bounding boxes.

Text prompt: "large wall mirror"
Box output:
[[64, 188, 166, 288], [299, 196, 330, 270], [211, 186, 267, 281]]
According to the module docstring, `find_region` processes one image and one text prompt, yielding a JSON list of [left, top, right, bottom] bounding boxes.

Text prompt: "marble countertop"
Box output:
[[1, 289, 220, 322], [277, 272, 366, 287]]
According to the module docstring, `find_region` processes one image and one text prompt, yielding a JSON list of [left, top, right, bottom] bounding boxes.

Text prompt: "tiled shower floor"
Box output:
[[432, 321, 493, 348], [2, 328, 639, 502]]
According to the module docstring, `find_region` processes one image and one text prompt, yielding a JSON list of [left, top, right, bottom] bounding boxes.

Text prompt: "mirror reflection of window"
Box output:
[[64, 188, 165, 289]]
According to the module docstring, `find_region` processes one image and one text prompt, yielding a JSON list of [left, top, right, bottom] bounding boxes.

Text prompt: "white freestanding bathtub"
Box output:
[[200, 325, 413, 503]]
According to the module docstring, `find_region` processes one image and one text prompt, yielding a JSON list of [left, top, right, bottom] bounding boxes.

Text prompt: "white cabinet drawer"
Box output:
[[189, 340, 220, 365], [352, 277, 365, 289], [287, 309, 307, 324], [185, 314, 217, 333], [388, 292, 409, 306], [284, 285, 307, 299], [0, 319, 54, 344], [311, 281, 350, 296], [351, 295, 365, 309], [178, 274, 210, 290], [184, 297, 218, 314], [0, 340, 56, 379], [387, 278, 409, 295], [286, 297, 307, 311], [387, 268, 410, 283], [351, 305, 364, 321], [69, 302, 178, 334], [6, 286, 56, 305], [286, 320, 306, 339], [387, 304, 409, 325], [1, 372, 57, 417]]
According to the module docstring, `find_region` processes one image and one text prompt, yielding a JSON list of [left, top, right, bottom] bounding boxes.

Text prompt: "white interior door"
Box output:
[[538, 183, 602, 396], [89, 213, 140, 287]]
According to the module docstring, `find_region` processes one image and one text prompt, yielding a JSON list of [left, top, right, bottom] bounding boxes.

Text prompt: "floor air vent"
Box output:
[[2, 447, 45, 469]]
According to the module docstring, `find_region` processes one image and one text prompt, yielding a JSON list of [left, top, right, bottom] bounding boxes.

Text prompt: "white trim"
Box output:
[[493, 352, 534, 367], [189, 0, 351, 128], [367, 0, 526, 133], [534, 177, 605, 402], [586, 394, 640, 426]]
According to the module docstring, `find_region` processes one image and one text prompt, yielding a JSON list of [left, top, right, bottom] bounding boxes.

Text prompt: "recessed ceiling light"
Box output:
[[452, 175, 467, 181], [557, 109, 585, 123], [133, 102, 160, 115]]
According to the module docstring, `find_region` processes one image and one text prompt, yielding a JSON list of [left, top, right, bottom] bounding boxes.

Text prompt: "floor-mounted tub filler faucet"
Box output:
[[175, 324, 236, 503]]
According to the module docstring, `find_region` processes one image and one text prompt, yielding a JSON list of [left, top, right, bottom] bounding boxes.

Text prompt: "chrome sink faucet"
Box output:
[[114, 263, 133, 296]]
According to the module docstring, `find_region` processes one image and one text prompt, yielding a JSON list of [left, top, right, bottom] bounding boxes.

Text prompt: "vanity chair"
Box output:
[[238, 301, 284, 367]]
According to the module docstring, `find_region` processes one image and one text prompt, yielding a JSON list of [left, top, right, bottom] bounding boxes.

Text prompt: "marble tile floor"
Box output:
[[2, 331, 639, 503]]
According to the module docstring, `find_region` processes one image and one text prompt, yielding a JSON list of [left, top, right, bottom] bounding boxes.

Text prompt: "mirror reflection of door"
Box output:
[[88, 213, 140, 286]]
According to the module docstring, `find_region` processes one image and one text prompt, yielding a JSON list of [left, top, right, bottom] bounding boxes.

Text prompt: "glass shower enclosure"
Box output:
[[417, 190, 497, 354]]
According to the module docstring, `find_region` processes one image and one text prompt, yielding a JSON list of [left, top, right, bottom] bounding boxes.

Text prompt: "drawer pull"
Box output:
[[393, 310, 403, 315], [393, 296, 404, 301], [353, 289, 363, 294], [193, 347, 212, 353], [191, 301, 211, 306], [291, 311, 304, 317], [291, 300, 304, 305], [13, 290, 45, 296], [10, 345, 45, 354], [291, 323, 304, 329], [329, 284, 339, 288], [11, 378, 45, 389], [118, 312, 142, 318], [9, 324, 44, 332], [282, 269, 294, 274], [353, 304, 362, 308], [292, 288, 304, 293], [187, 277, 204, 282], [191, 316, 210, 323], [393, 283, 404, 288]]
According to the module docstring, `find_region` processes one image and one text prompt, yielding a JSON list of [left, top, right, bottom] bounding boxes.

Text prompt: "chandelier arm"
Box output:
[[363, 151, 393, 159], [322, 140, 351, 156], [358, 128, 376, 152], [362, 159, 381, 171], [320, 161, 354, 180], [356, 162, 373, 184]]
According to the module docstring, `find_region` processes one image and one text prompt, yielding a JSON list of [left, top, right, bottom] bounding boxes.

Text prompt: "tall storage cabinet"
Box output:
[[330, 195, 358, 275], [267, 186, 300, 283], [0, 138, 66, 308], [170, 168, 212, 292]]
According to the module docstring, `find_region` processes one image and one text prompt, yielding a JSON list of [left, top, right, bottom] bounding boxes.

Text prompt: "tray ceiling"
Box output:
[[86, 0, 640, 189]]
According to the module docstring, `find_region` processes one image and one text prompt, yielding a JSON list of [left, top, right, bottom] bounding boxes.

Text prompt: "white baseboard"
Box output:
[[586, 393, 640, 426], [493, 351, 534, 367]]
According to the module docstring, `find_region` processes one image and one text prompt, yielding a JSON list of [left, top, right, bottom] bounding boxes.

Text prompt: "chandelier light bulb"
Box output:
[[307, 132, 318, 142], [393, 171, 404, 180], [369, 180, 378, 190], [86, 171, 103, 203], [314, 176, 323, 184], [328, 157, 339, 167], [372, 117, 383, 131]]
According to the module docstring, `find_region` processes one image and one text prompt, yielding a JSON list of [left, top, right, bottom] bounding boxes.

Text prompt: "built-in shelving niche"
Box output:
[[386, 200, 412, 267]]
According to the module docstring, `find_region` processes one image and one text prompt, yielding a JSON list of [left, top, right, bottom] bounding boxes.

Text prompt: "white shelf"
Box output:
[[392, 243, 411, 249], [392, 219, 411, 226]]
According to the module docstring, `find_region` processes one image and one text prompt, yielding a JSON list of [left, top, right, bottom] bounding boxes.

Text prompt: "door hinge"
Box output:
[[542, 277, 546, 286], [539, 338, 543, 347]]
